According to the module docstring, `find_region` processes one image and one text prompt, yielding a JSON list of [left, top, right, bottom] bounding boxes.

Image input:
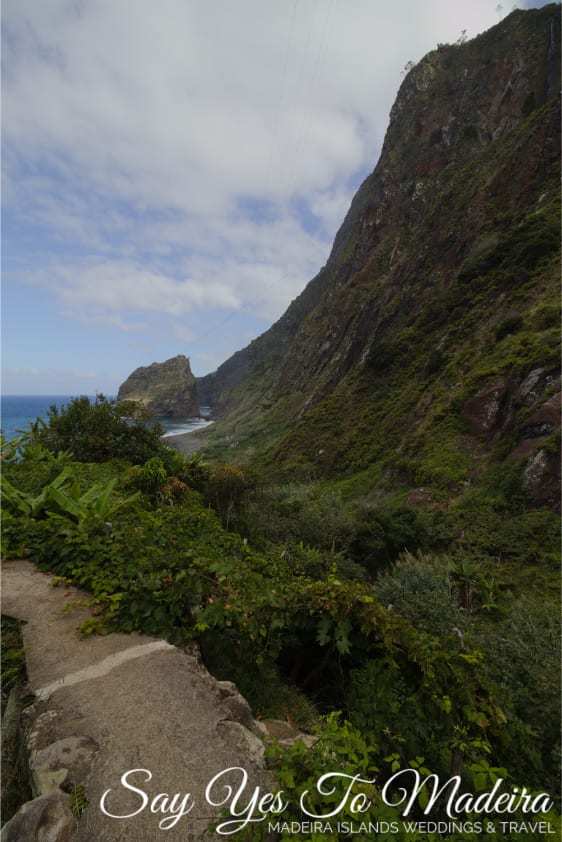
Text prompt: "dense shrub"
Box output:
[[33, 395, 166, 463], [347, 504, 427, 573], [206, 464, 256, 530], [239, 483, 354, 552], [375, 550, 465, 635], [2, 428, 559, 818], [472, 602, 561, 795], [366, 340, 397, 371], [495, 310, 523, 341]]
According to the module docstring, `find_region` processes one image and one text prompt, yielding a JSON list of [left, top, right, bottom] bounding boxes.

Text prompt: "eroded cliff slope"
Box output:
[[198, 5, 560, 506]]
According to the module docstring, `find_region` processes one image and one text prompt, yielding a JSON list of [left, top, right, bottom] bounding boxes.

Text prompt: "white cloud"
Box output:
[[3, 0, 501, 214], [66, 312, 152, 333], [3, 0, 503, 380], [50, 260, 242, 316], [4, 366, 101, 381]]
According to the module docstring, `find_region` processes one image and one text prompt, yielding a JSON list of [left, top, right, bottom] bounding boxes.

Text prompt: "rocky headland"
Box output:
[[117, 355, 200, 418]]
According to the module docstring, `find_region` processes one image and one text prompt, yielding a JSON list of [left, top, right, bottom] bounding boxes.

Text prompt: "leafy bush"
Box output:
[[1, 617, 33, 824], [1, 466, 139, 528], [262, 712, 558, 842], [1, 617, 27, 715], [376, 550, 464, 635], [495, 310, 523, 341], [423, 347, 445, 376], [457, 205, 559, 286], [347, 505, 427, 574], [240, 483, 355, 554], [33, 395, 166, 463], [123, 457, 168, 499], [366, 340, 397, 371], [261, 714, 382, 841], [206, 464, 255, 530], [472, 602, 561, 795], [3, 435, 560, 818]]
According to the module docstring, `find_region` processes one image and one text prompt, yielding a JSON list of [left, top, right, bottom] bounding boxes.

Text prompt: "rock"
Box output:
[[260, 719, 302, 742], [461, 379, 512, 437], [29, 736, 99, 797], [220, 693, 259, 735], [216, 721, 265, 768], [521, 448, 561, 512], [211, 679, 265, 737], [279, 733, 318, 750], [260, 719, 319, 750], [0, 793, 77, 842], [2, 560, 273, 842], [197, 7, 560, 428], [117, 354, 199, 418], [509, 392, 561, 511], [406, 489, 432, 506], [26, 710, 60, 753], [515, 368, 546, 406], [215, 680, 240, 698], [518, 391, 561, 440]]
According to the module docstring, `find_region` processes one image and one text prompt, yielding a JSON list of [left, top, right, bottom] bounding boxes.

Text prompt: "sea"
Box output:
[[0, 395, 213, 443]]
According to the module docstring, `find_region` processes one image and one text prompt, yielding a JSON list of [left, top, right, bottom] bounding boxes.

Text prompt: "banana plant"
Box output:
[[1, 467, 75, 517], [1, 469, 140, 526], [45, 478, 140, 524], [1, 426, 73, 464]]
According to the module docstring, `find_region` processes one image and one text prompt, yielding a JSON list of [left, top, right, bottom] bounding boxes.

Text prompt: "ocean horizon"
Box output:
[[1, 395, 212, 443]]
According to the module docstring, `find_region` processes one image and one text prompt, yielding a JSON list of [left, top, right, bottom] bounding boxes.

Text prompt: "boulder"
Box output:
[[461, 378, 512, 437], [515, 367, 546, 406], [29, 736, 98, 798], [259, 718, 318, 749], [518, 391, 561, 440], [508, 391, 561, 511], [216, 721, 265, 768], [0, 793, 77, 842], [521, 447, 561, 512]]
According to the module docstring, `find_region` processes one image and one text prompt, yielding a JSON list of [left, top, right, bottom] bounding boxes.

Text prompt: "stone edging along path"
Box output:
[[1, 559, 311, 841]]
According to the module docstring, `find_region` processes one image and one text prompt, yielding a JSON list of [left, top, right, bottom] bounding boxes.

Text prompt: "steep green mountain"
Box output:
[[198, 5, 560, 508]]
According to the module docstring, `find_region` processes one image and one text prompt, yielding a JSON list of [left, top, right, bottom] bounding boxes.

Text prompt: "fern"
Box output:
[[70, 782, 88, 817]]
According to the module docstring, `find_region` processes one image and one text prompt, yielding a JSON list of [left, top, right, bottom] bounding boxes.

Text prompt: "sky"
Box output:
[[1, 0, 551, 395]]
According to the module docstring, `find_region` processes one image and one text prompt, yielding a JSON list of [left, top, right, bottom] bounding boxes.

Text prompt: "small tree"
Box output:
[[208, 465, 252, 531], [34, 395, 166, 463], [401, 60, 416, 78]]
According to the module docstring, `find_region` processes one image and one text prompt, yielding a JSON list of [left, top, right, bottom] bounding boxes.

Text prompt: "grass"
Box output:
[[1, 616, 33, 826]]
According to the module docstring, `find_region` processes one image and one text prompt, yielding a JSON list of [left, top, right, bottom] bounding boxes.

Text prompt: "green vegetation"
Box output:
[[1, 618, 28, 717], [70, 783, 88, 818], [1, 617, 33, 824], [28, 394, 170, 464], [2, 12, 560, 834], [2, 397, 559, 839]]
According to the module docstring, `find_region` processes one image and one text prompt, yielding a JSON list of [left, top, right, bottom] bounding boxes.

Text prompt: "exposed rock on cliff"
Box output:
[[197, 5, 560, 508], [118, 355, 200, 417]]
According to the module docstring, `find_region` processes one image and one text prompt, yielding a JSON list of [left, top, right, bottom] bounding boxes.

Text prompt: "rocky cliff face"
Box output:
[[118, 355, 200, 417], [198, 5, 560, 508]]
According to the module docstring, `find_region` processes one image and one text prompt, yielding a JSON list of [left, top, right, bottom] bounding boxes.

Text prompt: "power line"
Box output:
[[263, 0, 299, 198], [286, 0, 336, 206]]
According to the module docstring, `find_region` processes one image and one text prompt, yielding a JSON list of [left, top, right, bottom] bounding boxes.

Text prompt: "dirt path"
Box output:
[[1, 560, 269, 841]]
